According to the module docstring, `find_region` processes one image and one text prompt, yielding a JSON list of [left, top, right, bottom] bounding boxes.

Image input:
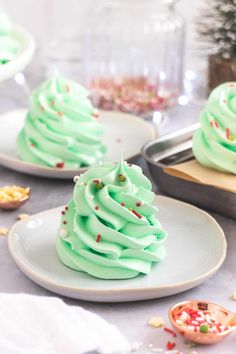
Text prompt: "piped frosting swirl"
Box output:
[[193, 82, 236, 174], [56, 161, 167, 279], [17, 73, 107, 168]]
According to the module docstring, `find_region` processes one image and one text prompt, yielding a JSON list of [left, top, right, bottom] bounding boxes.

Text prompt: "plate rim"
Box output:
[[0, 109, 155, 178], [8, 195, 227, 296]]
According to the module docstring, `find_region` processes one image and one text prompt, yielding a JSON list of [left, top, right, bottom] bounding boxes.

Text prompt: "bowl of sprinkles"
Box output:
[[169, 300, 236, 344], [0, 185, 31, 210]]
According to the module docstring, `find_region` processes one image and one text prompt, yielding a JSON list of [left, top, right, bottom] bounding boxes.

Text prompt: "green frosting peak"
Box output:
[[193, 82, 236, 174], [16, 73, 107, 168], [56, 161, 167, 279], [0, 9, 19, 64]]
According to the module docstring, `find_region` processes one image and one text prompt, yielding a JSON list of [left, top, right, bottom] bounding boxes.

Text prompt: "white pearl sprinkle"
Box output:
[[60, 228, 68, 238], [105, 195, 109, 199], [73, 175, 80, 183]]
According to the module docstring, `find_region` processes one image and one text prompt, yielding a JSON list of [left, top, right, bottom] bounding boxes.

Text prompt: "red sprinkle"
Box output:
[[96, 234, 101, 242], [65, 206, 68, 211], [93, 179, 100, 184], [57, 111, 63, 117], [226, 128, 230, 140], [93, 111, 99, 119], [30, 143, 35, 148], [121, 202, 126, 207], [166, 341, 175, 350], [66, 85, 70, 92], [50, 100, 55, 107], [95, 205, 99, 210], [136, 202, 142, 207], [164, 327, 177, 337], [56, 162, 64, 168], [61, 211, 65, 215], [131, 209, 142, 219], [210, 121, 214, 128], [63, 221, 67, 224], [214, 120, 219, 128]]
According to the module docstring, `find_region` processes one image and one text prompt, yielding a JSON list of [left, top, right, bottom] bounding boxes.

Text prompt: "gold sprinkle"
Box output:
[[232, 293, 236, 301], [185, 341, 197, 348], [0, 227, 9, 236], [148, 316, 165, 328], [17, 213, 30, 221]]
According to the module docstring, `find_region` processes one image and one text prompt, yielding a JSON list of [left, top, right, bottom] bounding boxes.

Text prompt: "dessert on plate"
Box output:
[[193, 82, 236, 174], [16, 72, 107, 169], [56, 160, 167, 279], [0, 8, 19, 64]]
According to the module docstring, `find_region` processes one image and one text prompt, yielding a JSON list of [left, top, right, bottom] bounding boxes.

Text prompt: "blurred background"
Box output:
[[0, 0, 219, 124], [1, 0, 206, 73]]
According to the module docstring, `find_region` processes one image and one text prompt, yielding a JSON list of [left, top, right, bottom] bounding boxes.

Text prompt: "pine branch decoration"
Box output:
[[197, 0, 236, 59]]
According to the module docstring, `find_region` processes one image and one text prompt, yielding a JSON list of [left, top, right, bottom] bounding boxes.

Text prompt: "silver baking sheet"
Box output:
[[142, 123, 236, 219]]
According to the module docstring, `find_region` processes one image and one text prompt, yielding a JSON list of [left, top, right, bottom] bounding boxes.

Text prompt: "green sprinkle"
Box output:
[[117, 174, 126, 182], [96, 182, 104, 190], [199, 324, 209, 333]]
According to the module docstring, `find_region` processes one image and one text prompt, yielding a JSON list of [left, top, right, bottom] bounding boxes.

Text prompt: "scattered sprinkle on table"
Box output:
[[148, 316, 165, 328], [164, 327, 177, 337], [131, 341, 143, 351], [17, 213, 30, 221], [185, 341, 197, 348], [232, 293, 236, 301], [0, 227, 9, 236], [166, 341, 175, 350]]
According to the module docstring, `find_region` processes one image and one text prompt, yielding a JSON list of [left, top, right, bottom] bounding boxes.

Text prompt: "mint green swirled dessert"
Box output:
[[0, 9, 19, 64], [56, 161, 167, 279], [193, 82, 236, 174], [17, 73, 107, 168]]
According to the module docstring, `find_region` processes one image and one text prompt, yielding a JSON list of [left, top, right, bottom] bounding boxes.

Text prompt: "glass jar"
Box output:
[[82, 0, 185, 117]]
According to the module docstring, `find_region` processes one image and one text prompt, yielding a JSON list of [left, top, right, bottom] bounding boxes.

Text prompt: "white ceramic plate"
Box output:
[[8, 196, 226, 302], [0, 25, 35, 82], [0, 109, 155, 179]]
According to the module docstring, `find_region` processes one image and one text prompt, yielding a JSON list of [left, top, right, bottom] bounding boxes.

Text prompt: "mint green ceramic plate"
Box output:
[[8, 196, 226, 302]]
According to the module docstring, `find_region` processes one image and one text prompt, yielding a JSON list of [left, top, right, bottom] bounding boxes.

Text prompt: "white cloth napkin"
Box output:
[[0, 293, 130, 354]]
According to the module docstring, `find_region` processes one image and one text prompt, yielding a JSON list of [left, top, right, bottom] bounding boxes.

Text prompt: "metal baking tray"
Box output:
[[142, 123, 236, 219]]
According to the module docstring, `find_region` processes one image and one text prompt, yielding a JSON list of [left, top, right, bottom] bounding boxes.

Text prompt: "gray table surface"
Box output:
[[0, 96, 236, 354]]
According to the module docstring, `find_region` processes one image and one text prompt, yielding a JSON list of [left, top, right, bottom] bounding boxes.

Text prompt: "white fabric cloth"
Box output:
[[0, 293, 130, 354]]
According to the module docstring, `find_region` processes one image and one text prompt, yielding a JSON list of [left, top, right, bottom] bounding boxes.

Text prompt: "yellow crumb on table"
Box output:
[[232, 293, 236, 301], [17, 213, 30, 221], [148, 316, 165, 328], [0, 227, 9, 236], [0, 185, 30, 203]]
